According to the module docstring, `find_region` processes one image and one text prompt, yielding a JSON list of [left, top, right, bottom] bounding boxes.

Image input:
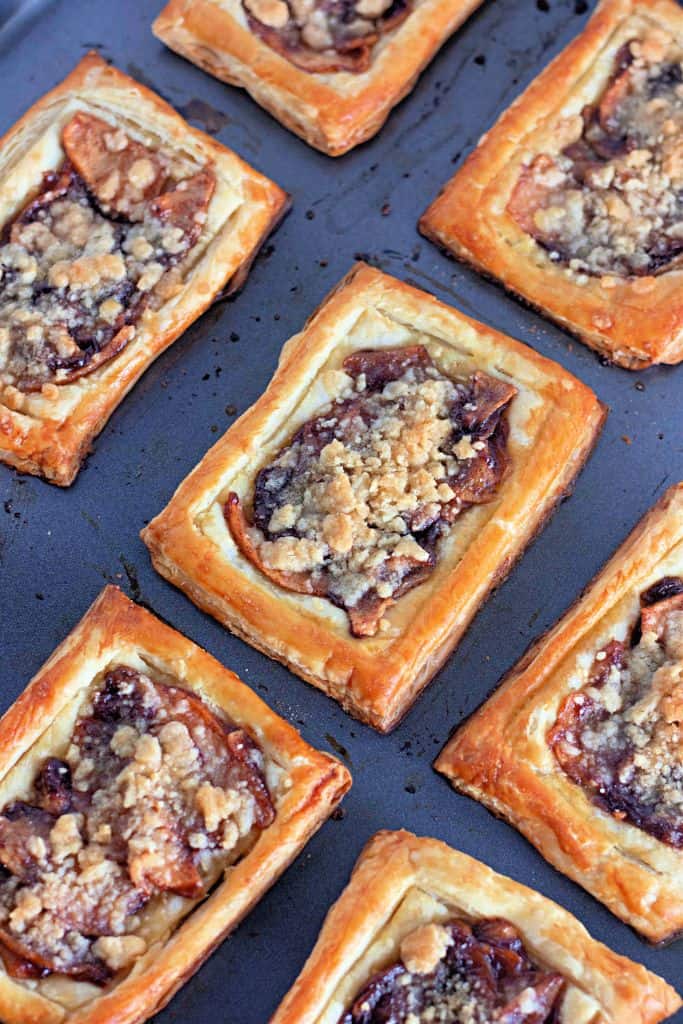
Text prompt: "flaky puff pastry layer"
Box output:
[[269, 830, 681, 1024], [142, 262, 605, 732], [436, 483, 683, 944], [0, 53, 288, 486], [420, 0, 683, 369], [0, 585, 349, 1024], [153, 0, 485, 156]]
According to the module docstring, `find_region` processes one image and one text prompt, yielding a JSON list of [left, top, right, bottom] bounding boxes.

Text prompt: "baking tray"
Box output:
[[1, 0, 682, 1020]]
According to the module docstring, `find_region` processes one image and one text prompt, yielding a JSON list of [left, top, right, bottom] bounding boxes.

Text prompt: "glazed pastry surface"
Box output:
[[269, 831, 680, 1024], [420, 0, 683, 369], [0, 53, 287, 485], [436, 484, 683, 943], [0, 586, 349, 1024], [0, 665, 273, 985], [153, 0, 486, 155], [142, 264, 605, 732]]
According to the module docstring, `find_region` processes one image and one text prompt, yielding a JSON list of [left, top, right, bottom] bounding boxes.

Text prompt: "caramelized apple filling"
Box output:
[[550, 576, 683, 846], [508, 31, 683, 277], [339, 918, 565, 1023], [226, 346, 516, 637], [240, 0, 410, 73], [0, 667, 274, 984], [0, 112, 215, 392]]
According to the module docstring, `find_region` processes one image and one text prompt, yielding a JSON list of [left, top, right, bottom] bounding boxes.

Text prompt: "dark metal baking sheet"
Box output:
[[1, 0, 682, 1020]]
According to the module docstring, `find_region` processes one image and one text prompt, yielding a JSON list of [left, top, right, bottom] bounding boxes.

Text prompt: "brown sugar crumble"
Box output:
[[0, 666, 274, 984], [0, 111, 215, 393], [508, 30, 683, 277], [550, 576, 683, 845], [225, 345, 516, 637], [240, 0, 411, 73], [339, 917, 565, 1022]]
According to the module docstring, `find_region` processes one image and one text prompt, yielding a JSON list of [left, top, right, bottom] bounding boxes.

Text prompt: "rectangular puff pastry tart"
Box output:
[[420, 0, 683, 369], [0, 53, 287, 486], [269, 830, 681, 1024], [436, 483, 683, 945], [0, 585, 349, 1024], [142, 262, 605, 732], [153, 0, 485, 156]]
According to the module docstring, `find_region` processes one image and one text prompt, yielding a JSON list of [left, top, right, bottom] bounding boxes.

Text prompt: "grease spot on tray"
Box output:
[[325, 733, 351, 764], [119, 555, 142, 603], [178, 98, 229, 135]]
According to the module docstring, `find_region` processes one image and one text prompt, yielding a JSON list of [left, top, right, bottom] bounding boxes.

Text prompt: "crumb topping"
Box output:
[[399, 923, 453, 976], [241, 0, 410, 73], [0, 112, 214, 392], [0, 666, 274, 984], [508, 32, 683, 278], [550, 576, 683, 845], [339, 917, 565, 1023], [225, 346, 516, 637]]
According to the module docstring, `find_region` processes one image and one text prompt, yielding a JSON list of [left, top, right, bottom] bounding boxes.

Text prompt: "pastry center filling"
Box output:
[[241, 0, 410, 73], [339, 918, 565, 1023], [0, 111, 215, 392], [508, 30, 683, 278], [225, 346, 516, 638], [0, 666, 274, 984], [550, 576, 683, 846]]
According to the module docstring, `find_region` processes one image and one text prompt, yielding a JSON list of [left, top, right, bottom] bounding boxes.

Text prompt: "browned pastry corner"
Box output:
[[153, 0, 486, 155], [142, 262, 605, 732], [437, 483, 683, 944], [420, 0, 683, 369], [0, 585, 349, 1024], [269, 830, 681, 1024], [0, 52, 288, 486]]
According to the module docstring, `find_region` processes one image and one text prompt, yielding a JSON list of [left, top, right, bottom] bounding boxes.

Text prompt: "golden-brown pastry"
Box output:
[[0, 52, 288, 486], [269, 830, 681, 1024], [153, 0, 485, 156], [0, 585, 349, 1024], [142, 262, 605, 732], [436, 483, 683, 945], [420, 0, 683, 369]]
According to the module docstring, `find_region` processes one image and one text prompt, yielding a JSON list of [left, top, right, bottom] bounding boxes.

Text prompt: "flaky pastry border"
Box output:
[[141, 262, 605, 732], [436, 483, 683, 944], [153, 0, 485, 155], [0, 52, 288, 486], [0, 585, 350, 1024], [419, 0, 683, 369], [269, 830, 681, 1024]]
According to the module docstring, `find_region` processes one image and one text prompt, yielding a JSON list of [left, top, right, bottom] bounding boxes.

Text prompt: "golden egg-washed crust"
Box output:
[[142, 263, 605, 732], [152, 0, 485, 156], [0, 53, 288, 486], [436, 483, 683, 944], [0, 586, 350, 1024], [269, 830, 681, 1024], [419, 0, 683, 369]]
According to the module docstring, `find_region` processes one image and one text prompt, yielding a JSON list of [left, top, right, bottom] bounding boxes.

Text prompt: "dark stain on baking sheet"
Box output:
[[1, 0, 682, 1022], [325, 733, 352, 765], [119, 555, 143, 604], [179, 98, 230, 135]]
